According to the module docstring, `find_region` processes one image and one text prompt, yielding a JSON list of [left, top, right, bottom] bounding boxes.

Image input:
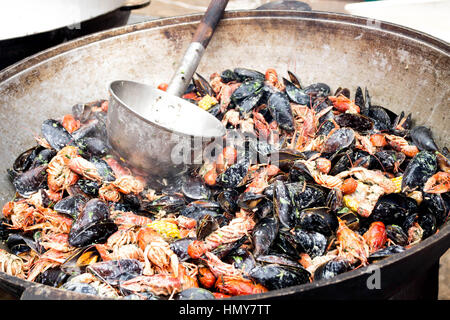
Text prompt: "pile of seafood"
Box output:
[[0, 67, 449, 300]]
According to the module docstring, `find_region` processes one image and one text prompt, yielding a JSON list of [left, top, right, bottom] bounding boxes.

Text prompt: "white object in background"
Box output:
[[0, 0, 127, 41], [345, 0, 450, 43]]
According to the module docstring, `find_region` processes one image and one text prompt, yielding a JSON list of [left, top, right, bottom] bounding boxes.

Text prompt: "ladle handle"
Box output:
[[166, 0, 229, 97]]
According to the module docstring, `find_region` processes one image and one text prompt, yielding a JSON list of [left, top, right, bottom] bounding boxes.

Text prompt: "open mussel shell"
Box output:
[[237, 192, 266, 210], [13, 145, 44, 174], [303, 82, 330, 98], [401, 151, 437, 192], [314, 257, 351, 281], [6, 233, 32, 255], [60, 246, 101, 276], [87, 259, 143, 286], [196, 214, 219, 240], [249, 264, 310, 290], [76, 137, 110, 158], [386, 225, 409, 246], [297, 207, 338, 237], [217, 189, 239, 214], [90, 157, 115, 182], [252, 217, 279, 257]]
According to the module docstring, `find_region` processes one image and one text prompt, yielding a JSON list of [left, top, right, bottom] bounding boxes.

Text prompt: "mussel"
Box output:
[[249, 264, 310, 290], [68, 199, 118, 247]]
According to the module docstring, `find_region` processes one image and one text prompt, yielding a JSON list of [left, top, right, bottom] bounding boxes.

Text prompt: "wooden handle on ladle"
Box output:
[[166, 0, 229, 97]]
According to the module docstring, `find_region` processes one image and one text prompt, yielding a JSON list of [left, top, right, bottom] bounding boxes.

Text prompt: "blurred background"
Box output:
[[0, 0, 448, 299]]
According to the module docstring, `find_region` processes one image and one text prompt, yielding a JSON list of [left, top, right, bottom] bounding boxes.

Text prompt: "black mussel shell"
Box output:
[[231, 79, 264, 102], [419, 193, 449, 226], [374, 150, 406, 172], [91, 157, 115, 182], [71, 119, 107, 141], [87, 259, 143, 286], [410, 126, 439, 152], [68, 199, 117, 247], [6, 233, 31, 255], [12, 164, 48, 197], [354, 86, 364, 110], [303, 83, 330, 97], [298, 207, 338, 236], [267, 91, 295, 132], [147, 194, 186, 213], [321, 128, 355, 155], [316, 120, 336, 137], [401, 151, 437, 192], [41, 119, 74, 151], [314, 258, 351, 281], [220, 69, 238, 83], [236, 89, 264, 116], [76, 137, 109, 158], [418, 213, 437, 239], [36, 267, 70, 287], [249, 264, 310, 290], [370, 193, 411, 226], [386, 225, 408, 246], [254, 198, 273, 219], [226, 248, 257, 274], [255, 253, 303, 269], [196, 214, 219, 240], [211, 235, 247, 259], [369, 245, 405, 262], [335, 113, 374, 132], [194, 73, 214, 97], [326, 188, 344, 213], [174, 288, 215, 300], [54, 195, 87, 220], [368, 106, 391, 131], [179, 201, 221, 221], [290, 228, 327, 259], [283, 78, 310, 106], [273, 180, 295, 229], [216, 157, 250, 188], [252, 217, 279, 257], [237, 192, 266, 210], [170, 237, 196, 261], [287, 183, 327, 213], [181, 176, 211, 200], [217, 189, 239, 214], [233, 67, 265, 82], [77, 179, 100, 197], [30, 149, 56, 169], [12, 146, 44, 174]]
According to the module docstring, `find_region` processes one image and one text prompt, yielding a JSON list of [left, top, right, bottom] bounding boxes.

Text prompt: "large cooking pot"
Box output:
[[0, 10, 448, 300]]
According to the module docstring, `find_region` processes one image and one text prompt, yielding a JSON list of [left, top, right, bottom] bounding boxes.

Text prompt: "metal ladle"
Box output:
[[107, 0, 229, 179]]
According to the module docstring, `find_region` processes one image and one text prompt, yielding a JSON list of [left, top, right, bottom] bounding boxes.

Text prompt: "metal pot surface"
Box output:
[[0, 10, 448, 300]]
